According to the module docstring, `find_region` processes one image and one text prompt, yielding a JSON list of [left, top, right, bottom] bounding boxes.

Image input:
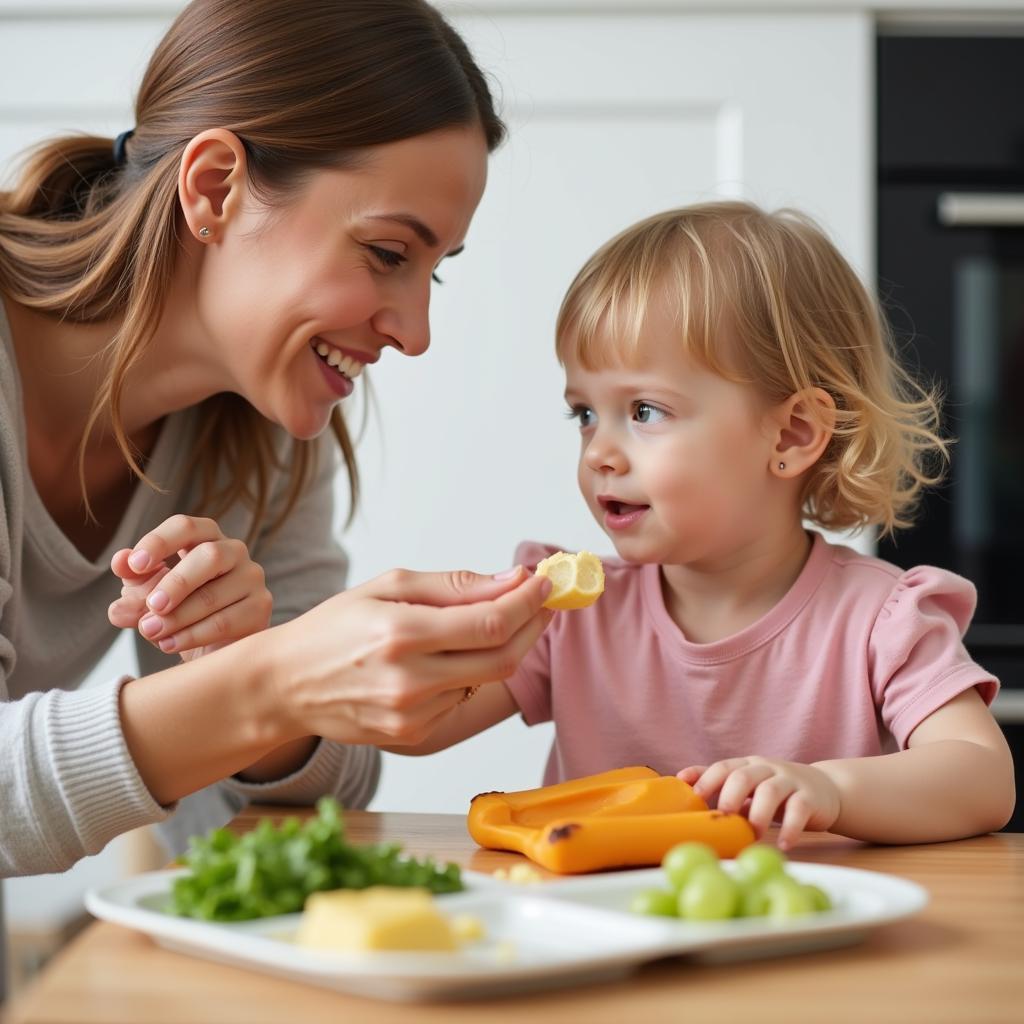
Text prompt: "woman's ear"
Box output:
[[177, 128, 248, 244], [769, 387, 836, 478]]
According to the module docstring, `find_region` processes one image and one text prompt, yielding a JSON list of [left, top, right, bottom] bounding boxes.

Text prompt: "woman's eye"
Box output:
[[367, 245, 407, 271], [565, 405, 595, 429], [634, 402, 666, 425], [432, 271, 444, 284]]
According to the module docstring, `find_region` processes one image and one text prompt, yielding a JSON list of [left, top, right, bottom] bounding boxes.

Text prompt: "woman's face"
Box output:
[[193, 125, 489, 439]]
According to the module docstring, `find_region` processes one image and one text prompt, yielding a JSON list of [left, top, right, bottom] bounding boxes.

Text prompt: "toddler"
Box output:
[[390, 202, 1015, 848]]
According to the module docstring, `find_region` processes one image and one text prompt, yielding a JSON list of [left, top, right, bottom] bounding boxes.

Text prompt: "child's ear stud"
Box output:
[[778, 461, 786, 470], [198, 226, 211, 238]]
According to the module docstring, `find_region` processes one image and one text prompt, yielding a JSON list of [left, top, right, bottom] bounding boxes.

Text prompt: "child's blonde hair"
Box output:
[[556, 201, 948, 537]]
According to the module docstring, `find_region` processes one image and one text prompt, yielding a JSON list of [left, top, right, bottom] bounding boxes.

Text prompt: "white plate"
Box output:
[[85, 861, 927, 1002]]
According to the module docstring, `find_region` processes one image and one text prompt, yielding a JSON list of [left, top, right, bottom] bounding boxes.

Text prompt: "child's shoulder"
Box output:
[[815, 533, 978, 631]]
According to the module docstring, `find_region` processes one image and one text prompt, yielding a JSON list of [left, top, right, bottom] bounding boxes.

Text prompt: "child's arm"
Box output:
[[380, 681, 520, 756], [680, 688, 1014, 848], [813, 688, 1015, 843]]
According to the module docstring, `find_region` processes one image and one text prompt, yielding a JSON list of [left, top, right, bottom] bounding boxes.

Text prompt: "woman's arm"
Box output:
[[121, 567, 551, 806], [813, 688, 1016, 843]]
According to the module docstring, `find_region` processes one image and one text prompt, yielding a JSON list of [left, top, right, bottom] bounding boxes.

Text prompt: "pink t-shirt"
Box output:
[[506, 532, 999, 786]]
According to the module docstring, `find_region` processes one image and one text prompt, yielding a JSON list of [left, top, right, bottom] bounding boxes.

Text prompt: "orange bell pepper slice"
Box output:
[[468, 766, 755, 874]]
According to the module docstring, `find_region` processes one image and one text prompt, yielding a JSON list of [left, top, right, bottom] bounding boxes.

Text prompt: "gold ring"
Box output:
[[458, 686, 479, 705]]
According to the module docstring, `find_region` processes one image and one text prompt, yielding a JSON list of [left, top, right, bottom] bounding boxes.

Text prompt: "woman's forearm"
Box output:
[[119, 630, 299, 805], [814, 740, 1015, 844]]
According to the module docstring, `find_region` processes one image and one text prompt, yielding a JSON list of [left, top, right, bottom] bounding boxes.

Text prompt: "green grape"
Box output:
[[803, 883, 832, 912], [736, 881, 771, 918], [732, 843, 787, 886], [677, 864, 740, 921], [762, 876, 816, 919], [629, 888, 679, 918], [662, 842, 719, 892]]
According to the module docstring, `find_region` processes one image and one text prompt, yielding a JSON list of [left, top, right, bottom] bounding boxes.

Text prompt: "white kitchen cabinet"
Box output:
[[0, 4, 871, 814]]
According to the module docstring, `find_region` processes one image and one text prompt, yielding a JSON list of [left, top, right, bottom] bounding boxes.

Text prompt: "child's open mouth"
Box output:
[[598, 496, 650, 530]]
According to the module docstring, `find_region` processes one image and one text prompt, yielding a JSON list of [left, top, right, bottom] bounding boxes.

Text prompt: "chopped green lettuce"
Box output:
[[168, 797, 463, 921]]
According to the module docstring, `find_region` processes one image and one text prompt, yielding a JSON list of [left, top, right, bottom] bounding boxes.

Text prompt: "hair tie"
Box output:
[[112, 129, 135, 166]]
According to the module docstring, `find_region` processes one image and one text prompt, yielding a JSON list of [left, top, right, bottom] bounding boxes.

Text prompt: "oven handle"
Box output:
[[937, 192, 1024, 227]]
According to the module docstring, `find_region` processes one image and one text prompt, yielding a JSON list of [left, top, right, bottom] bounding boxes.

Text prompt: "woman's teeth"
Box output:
[[315, 341, 365, 379]]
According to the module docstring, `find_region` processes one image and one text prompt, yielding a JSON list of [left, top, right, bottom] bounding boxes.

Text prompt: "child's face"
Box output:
[[564, 298, 779, 567]]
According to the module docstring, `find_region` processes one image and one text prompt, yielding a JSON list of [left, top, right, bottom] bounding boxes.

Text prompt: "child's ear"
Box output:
[[769, 387, 836, 478], [177, 128, 248, 245]]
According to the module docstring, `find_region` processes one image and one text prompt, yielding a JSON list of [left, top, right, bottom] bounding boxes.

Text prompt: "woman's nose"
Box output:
[[373, 283, 431, 357]]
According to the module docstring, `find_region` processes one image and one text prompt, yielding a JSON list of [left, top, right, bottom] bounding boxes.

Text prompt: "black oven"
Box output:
[[877, 32, 1024, 829]]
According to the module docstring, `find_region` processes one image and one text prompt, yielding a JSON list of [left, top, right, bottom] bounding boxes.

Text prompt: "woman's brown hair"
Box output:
[[0, 0, 505, 539]]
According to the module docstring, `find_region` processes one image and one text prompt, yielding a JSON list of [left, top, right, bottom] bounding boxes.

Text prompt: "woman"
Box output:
[[0, 0, 552, 913]]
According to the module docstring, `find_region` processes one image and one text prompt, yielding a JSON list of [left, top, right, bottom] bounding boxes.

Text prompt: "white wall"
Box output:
[[1, 3, 874, 844]]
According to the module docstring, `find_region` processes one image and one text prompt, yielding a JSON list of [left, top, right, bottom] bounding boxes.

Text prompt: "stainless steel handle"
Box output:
[[937, 192, 1024, 227]]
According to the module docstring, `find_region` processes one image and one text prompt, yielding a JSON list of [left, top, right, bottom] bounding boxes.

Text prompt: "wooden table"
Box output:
[[6, 810, 1023, 1024]]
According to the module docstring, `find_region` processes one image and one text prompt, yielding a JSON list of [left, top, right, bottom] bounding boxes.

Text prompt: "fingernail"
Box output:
[[158, 637, 177, 653], [128, 550, 151, 572], [493, 566, 523, 581], [147, 589, 169, 612], [139, 614, 162, 638]]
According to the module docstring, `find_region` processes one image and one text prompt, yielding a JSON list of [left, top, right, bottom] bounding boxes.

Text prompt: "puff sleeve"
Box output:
[[868, 566, 999, 749]]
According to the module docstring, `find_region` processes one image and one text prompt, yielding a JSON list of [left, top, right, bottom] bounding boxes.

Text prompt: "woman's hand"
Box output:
[[263, 565, 553, 748], [678, 756, 842, 850], [108, 515, 273, 661]]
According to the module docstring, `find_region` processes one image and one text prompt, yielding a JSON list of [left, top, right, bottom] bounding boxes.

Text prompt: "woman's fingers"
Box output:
[[107, 565, 171, 628], [151, 592, 272, 654], [398, 605, 554, 697], [141, 538, 257, 616], [138, 570, 271, 648], [395, 573, 552, 657], [123, 515, 224, 575], [362, 565, 536, 608]]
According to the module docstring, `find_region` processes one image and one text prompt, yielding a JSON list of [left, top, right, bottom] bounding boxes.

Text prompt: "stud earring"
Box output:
[[778, 461, 786, 471], [198, 226, 210, 238]]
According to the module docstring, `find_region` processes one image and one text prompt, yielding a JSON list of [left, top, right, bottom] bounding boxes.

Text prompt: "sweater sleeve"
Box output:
[[135, 434, 380, 854], [0, 674, 172, 877], [0, 456, 171, 877]]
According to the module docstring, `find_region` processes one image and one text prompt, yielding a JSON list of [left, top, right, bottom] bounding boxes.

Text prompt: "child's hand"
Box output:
[[107, 515, 272, 661], [678, 756, 841, 850]]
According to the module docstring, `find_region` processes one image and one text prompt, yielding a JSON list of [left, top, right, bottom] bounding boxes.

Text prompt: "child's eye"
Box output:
[[367, 245, 407, 271], [432, 271, 444, 285], [565, 405, 595, 429], [634, 401, 666, 425]]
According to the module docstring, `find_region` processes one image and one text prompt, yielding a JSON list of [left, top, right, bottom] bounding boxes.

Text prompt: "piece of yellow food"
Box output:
[[295, 887, 456, 952], [492, 863, 544, 884], [535, 550, 605, 611], [450, 913, 486, 943]]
